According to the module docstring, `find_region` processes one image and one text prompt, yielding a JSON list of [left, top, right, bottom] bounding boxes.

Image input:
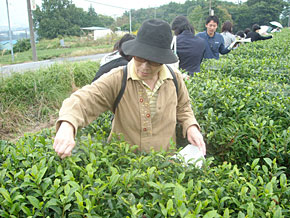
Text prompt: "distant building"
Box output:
[[0, 40, 17, 50], [80, 27, 113, 40]]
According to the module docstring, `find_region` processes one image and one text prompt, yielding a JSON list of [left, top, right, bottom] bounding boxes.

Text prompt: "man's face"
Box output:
[[134, 57, 162, 80], [205, 20, 218, 36]]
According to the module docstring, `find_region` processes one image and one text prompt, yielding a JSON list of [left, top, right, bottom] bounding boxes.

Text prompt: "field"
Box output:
[[0, 35, 119, 66], [0, 29, 289, 217]]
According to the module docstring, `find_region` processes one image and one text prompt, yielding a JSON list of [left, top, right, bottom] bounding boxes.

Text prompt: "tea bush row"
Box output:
[[0, 130, 289, 217], [186, 29, 290, 172]]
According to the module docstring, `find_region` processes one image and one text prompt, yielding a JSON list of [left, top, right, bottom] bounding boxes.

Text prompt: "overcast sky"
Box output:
[[0, 0, 242, 28]]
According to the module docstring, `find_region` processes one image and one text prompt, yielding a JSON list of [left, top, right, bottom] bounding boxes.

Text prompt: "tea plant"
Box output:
[[0, 128, 289, 217]]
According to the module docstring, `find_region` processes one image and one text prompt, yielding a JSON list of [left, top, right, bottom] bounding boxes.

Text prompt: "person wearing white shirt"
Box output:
[[221, 21, 236, 48]]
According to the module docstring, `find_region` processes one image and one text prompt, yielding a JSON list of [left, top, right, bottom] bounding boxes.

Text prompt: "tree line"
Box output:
[[33, 0, 289, 39]]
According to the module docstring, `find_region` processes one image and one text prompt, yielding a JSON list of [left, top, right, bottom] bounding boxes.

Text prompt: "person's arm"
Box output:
[[219, 36, 231, 55], [257, 34, 273, 41], [53, 67, 123, 158], [187, 125, 206, 155], [175, 72, 206, 155], [53, 121, 76, 159]]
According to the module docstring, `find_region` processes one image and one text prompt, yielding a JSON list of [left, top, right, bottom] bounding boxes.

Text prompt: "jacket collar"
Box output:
[[127, 59, 173, 81]]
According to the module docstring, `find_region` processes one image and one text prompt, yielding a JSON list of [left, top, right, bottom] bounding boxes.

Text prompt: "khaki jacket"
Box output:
[[56, 60, 199, 152]]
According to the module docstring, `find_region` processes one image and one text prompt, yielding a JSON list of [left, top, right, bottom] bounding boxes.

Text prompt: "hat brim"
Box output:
[[122, 39, 178, 64]]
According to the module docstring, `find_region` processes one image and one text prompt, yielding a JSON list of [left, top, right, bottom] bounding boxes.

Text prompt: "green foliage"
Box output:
[[0, 128, 289, 217], [0, 12, 290, 218], [33, 0, 113, 39], [0, 61, 99, 138], [0, 37, 114, 65], [13, 39, 31, 53], [185, 28, 290, 174]]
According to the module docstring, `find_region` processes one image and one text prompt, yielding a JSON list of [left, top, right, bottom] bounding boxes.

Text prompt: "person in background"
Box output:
[[236, 30, 246, 38], [271, 27, 281, 33], [196, 16, 233, 59], [221, 21, 236, 48], [244, 28, 251, 36], [92, 34, 136, 82], [246, 24, 273, 42], [53, 19, 206, 159], [99, 40, 120, 66], [171, 16, 205, 75]]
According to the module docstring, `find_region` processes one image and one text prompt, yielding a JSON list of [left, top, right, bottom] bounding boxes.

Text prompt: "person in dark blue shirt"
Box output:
[[196, 16, 232, 59], [171, 16, 206, 75]]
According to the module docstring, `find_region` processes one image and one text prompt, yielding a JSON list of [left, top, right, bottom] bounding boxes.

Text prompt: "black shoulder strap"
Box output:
[[113, 65, 127, 113], [166, 65, 179, 95]]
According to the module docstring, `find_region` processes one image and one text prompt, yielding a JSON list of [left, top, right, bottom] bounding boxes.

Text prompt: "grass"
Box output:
[[0, 34, 121, 66], [0, 45, 111, 66], [0, 61, 99, 140]]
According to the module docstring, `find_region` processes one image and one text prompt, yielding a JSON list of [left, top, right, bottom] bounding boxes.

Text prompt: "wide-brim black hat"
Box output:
[[122, 19, 178, 64]]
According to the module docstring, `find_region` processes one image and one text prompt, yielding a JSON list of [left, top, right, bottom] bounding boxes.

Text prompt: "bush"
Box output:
[[0, 128, 289, 217], [13, 39, 31, 53]]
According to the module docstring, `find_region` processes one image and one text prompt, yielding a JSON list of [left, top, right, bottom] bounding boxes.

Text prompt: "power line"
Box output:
[[81, 0, 132, 33], [82, 0, 129, 10]]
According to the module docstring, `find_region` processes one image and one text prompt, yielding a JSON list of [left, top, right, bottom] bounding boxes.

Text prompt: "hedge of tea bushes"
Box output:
[[187, 29, 289, 172], [0, 29, 289, 217], [0, 130, 289, 217]]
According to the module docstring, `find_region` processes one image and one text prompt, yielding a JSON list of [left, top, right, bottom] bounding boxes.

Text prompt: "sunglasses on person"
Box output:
[[134, 56, 162, 67]]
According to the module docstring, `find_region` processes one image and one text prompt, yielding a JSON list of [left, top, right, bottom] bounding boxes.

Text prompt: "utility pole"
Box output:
[[6, 0, 14, 62], [129, 10, 132, 33], [209, 0, 214, 16], [27, 0, 37, 61]]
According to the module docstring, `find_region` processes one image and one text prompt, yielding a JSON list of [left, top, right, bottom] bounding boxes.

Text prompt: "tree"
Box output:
[[229, 4, 252, 32], [246, 0, 286, 26], [33, 0, 86, 39], [33, 0, 114, 39], [188, 6, 208, 33], [280, 0, 290, 27]]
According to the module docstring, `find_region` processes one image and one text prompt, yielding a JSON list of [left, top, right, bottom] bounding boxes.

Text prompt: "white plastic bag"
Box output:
[[171, 144, 205, 168]]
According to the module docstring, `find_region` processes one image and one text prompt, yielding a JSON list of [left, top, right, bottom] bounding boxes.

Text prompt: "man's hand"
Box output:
[[187, 125, 206, 156], [53, 121, 75, 159]]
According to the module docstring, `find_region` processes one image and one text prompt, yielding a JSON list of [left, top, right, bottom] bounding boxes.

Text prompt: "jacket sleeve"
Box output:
[[56, 67, 123, 135], [258, 34, 273, 40], [219, 37, 231, 55], [175, 71, 200, 137]]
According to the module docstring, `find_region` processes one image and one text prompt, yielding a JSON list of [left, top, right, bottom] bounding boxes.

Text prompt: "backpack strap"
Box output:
[[166, 65, 179, 95], [113, 65, 127, 113]]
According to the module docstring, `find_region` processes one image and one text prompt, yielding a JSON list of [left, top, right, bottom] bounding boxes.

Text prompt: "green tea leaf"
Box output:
[[0, 188, 12, 204], [36, 167, 48, 185], [203, 210, 218, 218], [237, 211, 245, 218], [174, 184, 186, 205], [159, 202, 167, 217], [177, 202, 188, 218], [263, 158, 272, 168], [247, 202, 254, 217], [251, 159, 259, 169], [279, 173, 287, 189], [21, 205, 32, 216], [27, 196, 40, 209], [273, 206, 282, 218], [223, 208, 230, 218], [167, 199, 175, 216], [44, 198, 59, 209], [147, 182, 160, 190]]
